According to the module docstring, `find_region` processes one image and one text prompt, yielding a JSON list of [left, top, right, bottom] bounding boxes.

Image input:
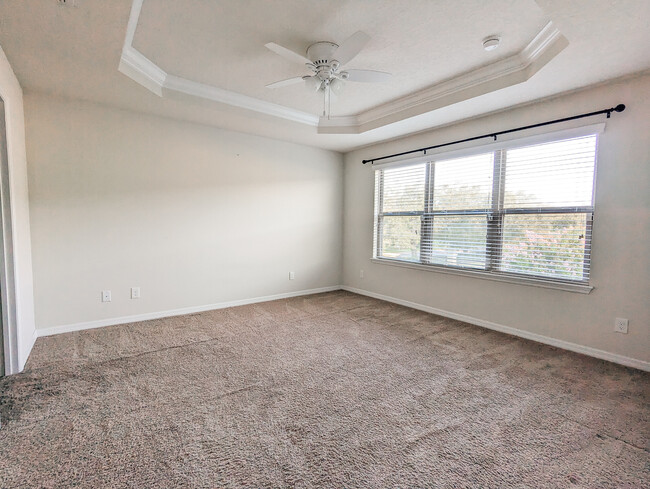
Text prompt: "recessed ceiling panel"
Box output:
[[1, 0, 648, 152], [133, 0, 549, 116]]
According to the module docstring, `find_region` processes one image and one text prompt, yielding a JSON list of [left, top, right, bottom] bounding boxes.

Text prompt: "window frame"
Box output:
[[372, 124, 602, 294]]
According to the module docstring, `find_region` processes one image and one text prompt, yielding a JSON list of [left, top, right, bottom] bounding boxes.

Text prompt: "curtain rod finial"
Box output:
[[614, 104, 626, 113]]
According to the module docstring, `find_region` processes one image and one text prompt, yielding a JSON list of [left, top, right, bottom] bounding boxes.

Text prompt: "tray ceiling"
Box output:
[[0, 0, 649, 151], [132, 0, 550, 117], [121, 0, 568, 133]]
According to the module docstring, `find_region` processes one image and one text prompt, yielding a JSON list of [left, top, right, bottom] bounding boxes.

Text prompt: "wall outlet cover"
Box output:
[[614, 318, 629, 334]]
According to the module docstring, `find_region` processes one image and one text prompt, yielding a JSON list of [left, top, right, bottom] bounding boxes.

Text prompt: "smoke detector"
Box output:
[[483, 36, 501, 51]]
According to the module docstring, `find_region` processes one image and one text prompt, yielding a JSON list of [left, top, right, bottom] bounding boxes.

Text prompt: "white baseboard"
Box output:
[[34, 284, 649, 372], [37, 286, 342, 338], [342, 286, 650, 372]]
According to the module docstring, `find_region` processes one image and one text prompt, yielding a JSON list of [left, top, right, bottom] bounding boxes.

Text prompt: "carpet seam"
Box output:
[[24, 304, 367, 375]]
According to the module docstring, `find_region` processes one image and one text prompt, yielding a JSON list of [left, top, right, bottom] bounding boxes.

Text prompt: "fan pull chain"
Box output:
[[328, 85, 331, 120]]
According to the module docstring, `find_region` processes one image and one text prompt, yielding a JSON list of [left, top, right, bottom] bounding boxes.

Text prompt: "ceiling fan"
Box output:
[[264, 31, 391, 117]]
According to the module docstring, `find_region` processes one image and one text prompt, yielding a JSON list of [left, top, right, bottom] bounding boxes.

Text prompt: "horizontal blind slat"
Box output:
[[374, 134, 597, 283]]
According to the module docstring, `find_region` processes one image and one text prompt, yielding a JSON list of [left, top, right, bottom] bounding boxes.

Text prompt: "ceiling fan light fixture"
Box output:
[[483, 36, 501, 51], [330, 78, 344, 95], [304, 76, 321, 92], [265, 31, 392, 116]]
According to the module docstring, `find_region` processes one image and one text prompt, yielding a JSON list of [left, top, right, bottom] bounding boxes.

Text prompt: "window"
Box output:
[[373, 133, 598, 288]]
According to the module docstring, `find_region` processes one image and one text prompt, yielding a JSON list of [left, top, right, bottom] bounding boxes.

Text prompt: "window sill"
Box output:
[[370, 258, 593, 294]]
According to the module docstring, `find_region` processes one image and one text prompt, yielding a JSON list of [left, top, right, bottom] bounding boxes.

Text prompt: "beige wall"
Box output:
[[0, 45, 36, 373], [21, 75, 650, 369], [25, 93, 343, 330], [343, 74, 650, 366]]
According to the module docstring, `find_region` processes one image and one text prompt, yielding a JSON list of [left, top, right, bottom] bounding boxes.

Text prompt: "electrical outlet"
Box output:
[[614, 318, 628, 334], [131, 287, 140, 299], [101, 290, 111, 302], [289, 271, 295, 280], [360, 269, 364, 279]]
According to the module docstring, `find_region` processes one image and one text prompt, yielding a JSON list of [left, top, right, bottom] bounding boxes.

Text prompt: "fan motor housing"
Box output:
[[306, 42, 339, 65]]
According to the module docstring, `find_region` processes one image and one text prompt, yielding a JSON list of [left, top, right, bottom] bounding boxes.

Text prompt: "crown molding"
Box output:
[[523, 21, 564, 62], [164, 75, 319, 125], [118, 47, 166, 96], [318, 22, 568, 134], [119, 1, 567, 135], [318, 115, 360, 133], [118, 0, 318, 126], [118, 0, 164, 95]]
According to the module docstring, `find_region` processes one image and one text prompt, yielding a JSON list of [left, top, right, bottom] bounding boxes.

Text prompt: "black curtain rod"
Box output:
[[362, 104, 626, 165]]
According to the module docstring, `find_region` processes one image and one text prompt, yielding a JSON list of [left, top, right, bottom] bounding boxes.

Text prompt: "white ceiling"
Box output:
[[0, 0, 649, 152], [133, 0, 548, 116]]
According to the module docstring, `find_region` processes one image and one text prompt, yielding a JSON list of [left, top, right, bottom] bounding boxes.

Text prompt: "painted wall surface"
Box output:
[[343, 74, 650, 365], [25, 94, 343, 330], [0, 45, 36, 373]]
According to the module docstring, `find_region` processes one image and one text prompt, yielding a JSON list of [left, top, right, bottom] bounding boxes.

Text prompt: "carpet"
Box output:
[[1, 291, 648, 488]]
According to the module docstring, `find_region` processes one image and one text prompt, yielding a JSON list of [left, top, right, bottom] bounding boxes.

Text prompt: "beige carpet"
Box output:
[[1, 291, 648, 488]]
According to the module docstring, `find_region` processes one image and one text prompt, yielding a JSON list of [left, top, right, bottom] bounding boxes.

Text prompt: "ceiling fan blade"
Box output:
[[265, 76, 307, 89], [265, 42, 311, 65], [344, 69, 392, 83], [332, 31, 370, 65]]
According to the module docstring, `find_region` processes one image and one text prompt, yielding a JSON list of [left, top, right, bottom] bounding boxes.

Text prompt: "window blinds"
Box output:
[[373, 134, 598, 284]]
